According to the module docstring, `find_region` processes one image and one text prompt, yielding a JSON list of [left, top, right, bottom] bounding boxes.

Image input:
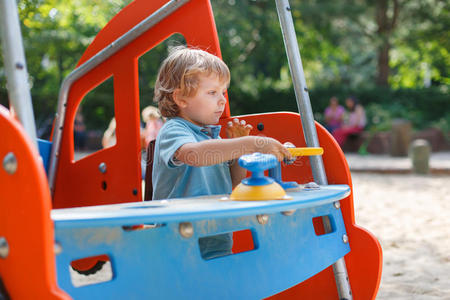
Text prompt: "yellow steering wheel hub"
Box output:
[[230, 181, 288, 201]]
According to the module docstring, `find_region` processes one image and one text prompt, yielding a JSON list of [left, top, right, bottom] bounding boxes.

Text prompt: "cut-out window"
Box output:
[[69, 255, 113, 287], [138, 33, 186, 113], [199, 229, 256, 260], [312, 215, 335, 236], [74, 76, 115, 161]]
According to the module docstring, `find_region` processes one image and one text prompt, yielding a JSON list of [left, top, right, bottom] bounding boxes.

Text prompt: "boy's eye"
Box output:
[[208, 91, 216, 95]]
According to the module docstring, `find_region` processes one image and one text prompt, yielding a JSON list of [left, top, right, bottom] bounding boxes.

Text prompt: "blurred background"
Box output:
[[0, 0, 448, 154], [1, 1, 449, 298]]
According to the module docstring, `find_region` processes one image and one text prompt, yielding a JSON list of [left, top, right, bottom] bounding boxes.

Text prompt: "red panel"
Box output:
[[71, 254, 110, 271], [220, 112, 382, 299], [0, 106, 70, 299], [232, 229, 255, 254], [53, 0, 227, 208]]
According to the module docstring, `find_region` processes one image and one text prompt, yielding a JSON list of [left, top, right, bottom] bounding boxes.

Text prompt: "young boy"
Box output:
[[152, 46, 291, 258], [152, 46, 291, 200]]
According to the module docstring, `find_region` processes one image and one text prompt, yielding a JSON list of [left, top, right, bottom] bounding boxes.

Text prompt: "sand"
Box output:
[[352, 173, 450, 299]]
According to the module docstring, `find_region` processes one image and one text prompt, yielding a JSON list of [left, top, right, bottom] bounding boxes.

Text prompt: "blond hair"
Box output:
[[141, 105, 161, 122], [154, 46, 230, 117]]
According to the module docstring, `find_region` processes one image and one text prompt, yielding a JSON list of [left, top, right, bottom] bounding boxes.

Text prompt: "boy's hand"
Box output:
[[255, 137, 293, 162], [226, 118, 253, 138]]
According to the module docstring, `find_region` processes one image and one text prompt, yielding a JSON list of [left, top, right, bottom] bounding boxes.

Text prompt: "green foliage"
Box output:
[[229, 84, 449, 132], [0, 0, 448, 135], [0, 0, 131, 127]]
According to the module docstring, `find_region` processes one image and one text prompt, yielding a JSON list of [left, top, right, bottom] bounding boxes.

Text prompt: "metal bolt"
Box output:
[[3, 152, 18, 175], [256, 214, 269, 225], [282, 210, 296, 216], [179, 222, 193, 238], [334, 201, 341, 209], [342, 234, 349, 244], [0, 237, 9, 258], [304, 182, 320, 190], [54, 242, 62, 255], [99, 162, 107, 173], [15, 62, 24, 69]]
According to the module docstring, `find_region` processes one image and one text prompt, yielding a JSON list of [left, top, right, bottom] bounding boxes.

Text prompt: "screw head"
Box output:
[[256, 214, 269, 225], [54, 242, 62, 255], [282, 210, 296, 216], [3, 152, 17, 175], [334, 201, 341, 209], [304, 182, 320, 190], [99, 162, 107, 173], [0, 237, 9, 259], [342, 234, 349, 243], [179, 222, 193, 238]]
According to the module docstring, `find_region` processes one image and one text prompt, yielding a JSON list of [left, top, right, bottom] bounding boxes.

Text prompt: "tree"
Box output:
[[1, 0, 448, 131], [375, 0, 400, 86]]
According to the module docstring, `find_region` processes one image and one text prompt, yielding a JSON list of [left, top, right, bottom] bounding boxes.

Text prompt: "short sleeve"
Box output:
[[158, 122, 196, 168]]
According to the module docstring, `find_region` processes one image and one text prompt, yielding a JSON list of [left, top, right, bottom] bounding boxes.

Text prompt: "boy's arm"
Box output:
[[229, 158, 246, 188], [175, 136, 291, 166], [175, 119, 291, 187], [226, 119, 252, 187], [175, 136, 258, 166]]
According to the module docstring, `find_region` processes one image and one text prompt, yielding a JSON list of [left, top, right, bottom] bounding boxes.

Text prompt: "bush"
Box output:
[[229, 85, 449, 133]]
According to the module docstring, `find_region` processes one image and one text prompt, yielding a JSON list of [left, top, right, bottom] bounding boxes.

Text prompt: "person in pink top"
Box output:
[[332, 96, 366, 147], [324, 96, 345, 133]]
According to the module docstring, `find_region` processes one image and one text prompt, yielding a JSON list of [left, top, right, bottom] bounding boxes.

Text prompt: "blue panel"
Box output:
[[52, 185, 350, 228], [37, 138, 52, 173], [53, 185, 351, 299]]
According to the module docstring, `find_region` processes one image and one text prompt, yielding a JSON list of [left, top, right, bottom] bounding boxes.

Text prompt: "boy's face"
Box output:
[[177, 74, 228, 126]]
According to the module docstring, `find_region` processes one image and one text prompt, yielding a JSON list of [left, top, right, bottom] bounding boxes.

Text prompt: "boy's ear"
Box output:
[[173, 89, 187, 108]]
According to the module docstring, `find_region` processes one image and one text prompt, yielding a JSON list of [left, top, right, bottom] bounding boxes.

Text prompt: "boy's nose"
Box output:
[[219, 93, 226, 104]]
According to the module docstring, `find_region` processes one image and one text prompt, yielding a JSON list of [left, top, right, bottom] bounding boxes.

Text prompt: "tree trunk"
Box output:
[[375, 0, 400, 86], [376, 41, 390, 86]]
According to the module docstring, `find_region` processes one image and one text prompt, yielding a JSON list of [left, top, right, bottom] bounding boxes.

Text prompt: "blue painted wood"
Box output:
[[37, 138, 52, 173], [53, 185, 350, 299], [52, 184, 350, 228]]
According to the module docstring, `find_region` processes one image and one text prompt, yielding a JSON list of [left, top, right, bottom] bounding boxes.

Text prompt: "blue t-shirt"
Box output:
[[152, 117, 232, 200]]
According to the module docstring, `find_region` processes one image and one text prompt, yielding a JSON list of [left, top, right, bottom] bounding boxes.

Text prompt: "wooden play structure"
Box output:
[[0, 0, 382, 299]]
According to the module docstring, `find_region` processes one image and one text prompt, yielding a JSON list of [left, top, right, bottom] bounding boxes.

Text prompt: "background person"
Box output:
[[141, 105, 164, 149], [102, 117, 116, 148], [74, 110, 87, 150], [323, 96, 345, 133], [332, 96, 366, 146]]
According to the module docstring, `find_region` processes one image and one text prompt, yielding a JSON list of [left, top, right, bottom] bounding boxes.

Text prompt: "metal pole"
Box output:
[[274, 0, 352, 299], [48, 0, 190, 194], [0, 0, 38, 149]]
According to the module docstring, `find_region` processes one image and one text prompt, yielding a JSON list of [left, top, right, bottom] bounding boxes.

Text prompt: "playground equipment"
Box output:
[[0, 0, 382, 299]]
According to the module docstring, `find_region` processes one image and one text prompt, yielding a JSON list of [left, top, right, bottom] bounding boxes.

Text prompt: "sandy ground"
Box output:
[[352, 173, 450, 299], [70, 173, 450, 299]]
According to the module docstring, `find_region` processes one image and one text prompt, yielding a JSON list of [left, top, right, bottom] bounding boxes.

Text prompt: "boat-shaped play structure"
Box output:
[[0, 0, 382, 299]]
